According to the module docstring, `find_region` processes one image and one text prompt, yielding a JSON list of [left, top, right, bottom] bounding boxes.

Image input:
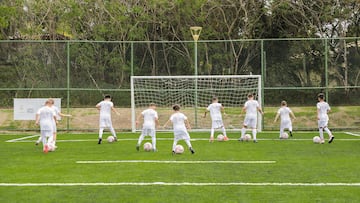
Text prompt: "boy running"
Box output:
[[35, 100, 57, 153], [163, 104, 195, 155], [96, 95, 120, 144], [274, 100, 296, 138], [239, 93, 264, 143], [136, 103, 159, 151], [35, 98, 72, 147], [204, 97, 228, 142], [317, 93, 334, 144]]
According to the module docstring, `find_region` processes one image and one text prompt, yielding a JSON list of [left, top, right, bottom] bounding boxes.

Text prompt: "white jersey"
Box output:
[[141, 108, 158, 129], [51, 105, 61, 120], [244, 100, 260, 118], [317, 101, 330, 121], [277, 107, 292, 122], [170, 112, 188, 132], [37, 106, 56, 131], [97, 100, 114, 127], [207, 103, 223, 121]]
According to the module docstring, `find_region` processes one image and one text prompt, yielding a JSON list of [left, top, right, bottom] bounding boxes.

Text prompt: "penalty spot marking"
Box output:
[[0, 182, 359, 187], [76, 160, 276, 164]]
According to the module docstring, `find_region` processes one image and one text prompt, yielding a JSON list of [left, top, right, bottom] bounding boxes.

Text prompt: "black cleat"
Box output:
[[136, 144, 140, 151], [328, 136, 334, 144], [98, 138, 102, 144], [289, 131, 293, 137], [189, 147, 195, 154], [172, 151, 176, 155], [114, 137, 118, 142], [238, 138, 244, 142], [253, 140, 258, 143]]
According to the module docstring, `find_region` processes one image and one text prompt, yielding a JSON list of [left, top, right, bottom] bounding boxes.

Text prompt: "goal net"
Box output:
[[131, 75, 262, 132]]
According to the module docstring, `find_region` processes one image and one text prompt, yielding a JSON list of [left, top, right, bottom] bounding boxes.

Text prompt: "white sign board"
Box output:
[[13, 98, 61, 120]]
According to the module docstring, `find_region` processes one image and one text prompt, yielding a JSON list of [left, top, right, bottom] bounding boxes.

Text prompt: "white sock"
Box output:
[[319, 128, 324, 140], [137, 134, 144, 145], [252, 129, 257, 140], [172, 140, 178, 151], [152, 136, 156, 150], [324, 127, 332, 137], [241, 128, 246, 139], [99, 128, 104, 139], [210, 128, 215, 139], [222, 127, 227, 137], [185, 139, 192, 148]]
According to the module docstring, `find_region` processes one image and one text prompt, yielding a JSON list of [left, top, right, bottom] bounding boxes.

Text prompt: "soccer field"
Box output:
[[1, 132, 360, 202]]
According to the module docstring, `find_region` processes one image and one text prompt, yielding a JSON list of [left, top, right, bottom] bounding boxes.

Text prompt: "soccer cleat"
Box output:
[[114, 137, 118, 142], [289, 131, 293, 137], [238, 138, 244, 142], [152, 148, 157, 152], [189, 147, 195, 154], [320, 139, 325, 144], [98, 138, 102, 144], [328, 136, 334, 144], [136, 144, 140, 151], [35, 141, 39, 146], [253, 139, 258, 143], [223, 136, 229, 141], [43, 144, 49, 153], [172, 150, 176, 155]]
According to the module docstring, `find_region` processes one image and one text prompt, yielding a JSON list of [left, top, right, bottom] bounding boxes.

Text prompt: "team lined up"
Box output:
[[35, 92, 334, 153]]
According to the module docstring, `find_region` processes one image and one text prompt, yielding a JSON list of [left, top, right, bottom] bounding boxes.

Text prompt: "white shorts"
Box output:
[[99, 117, 113, 128], [141, 128, 156, 137], [174, 129, 190, 141], [280, 120, 292, 130], [243, 116, 257, 129], [211, 120, 224, 129], [318, 119, 329, 128]]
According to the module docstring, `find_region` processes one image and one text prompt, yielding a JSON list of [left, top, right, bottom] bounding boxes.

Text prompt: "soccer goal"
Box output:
[[131, 75, 262, 132]]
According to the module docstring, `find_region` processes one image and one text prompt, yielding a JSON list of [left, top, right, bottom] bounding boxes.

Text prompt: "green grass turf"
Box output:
[[0, 131, 360, 202]]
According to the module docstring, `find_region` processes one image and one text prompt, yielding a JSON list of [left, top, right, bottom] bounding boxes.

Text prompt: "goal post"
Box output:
[[131, 75, 262, 132]]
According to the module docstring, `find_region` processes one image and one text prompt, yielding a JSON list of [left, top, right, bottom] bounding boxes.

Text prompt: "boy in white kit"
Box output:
[[35, 98, 72, 147], [96, 95, 120, 144], [274, 100, 296, 138], [239, 93, 264, 143], [204, 97, 228, 142], [317, 93, 334, 144], [163, 104, 195, 154], [136, 103, 159, 151], [35, 100, 57, 153]]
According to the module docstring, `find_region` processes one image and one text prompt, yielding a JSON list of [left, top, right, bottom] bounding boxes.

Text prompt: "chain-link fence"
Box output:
[[0, 38, 359, 131]]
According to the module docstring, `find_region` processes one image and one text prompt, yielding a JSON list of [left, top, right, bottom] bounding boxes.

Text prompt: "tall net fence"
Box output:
[[0, 38, 359, 131]]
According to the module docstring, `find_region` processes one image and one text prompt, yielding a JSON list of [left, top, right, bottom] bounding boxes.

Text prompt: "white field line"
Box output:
[[76, 160, 276, 164], [9, 138, 360, 143], [5, 134, 40, 143], [0, 182, 359, 187], [345, 132, 360, 137]]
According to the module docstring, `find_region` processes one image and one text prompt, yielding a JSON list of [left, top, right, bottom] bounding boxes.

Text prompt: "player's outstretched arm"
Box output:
[[111, 107, 120, 116], [274, 113, 280, 123], [163, 119, 171, 129], [185, 119, 191, 130], [35, 114, 40, 125]]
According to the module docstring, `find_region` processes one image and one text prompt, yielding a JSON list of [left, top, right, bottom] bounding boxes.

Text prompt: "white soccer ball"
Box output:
[[281, 132, 289, 139], [174, 144, 184, 154], [48, 143, 56, 152], [217, 134, 225, 141], [143, 142, 153, 151], [107, 136, 115, 143], [313, 136, 321, 144], [244, 134, 252, 141]]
